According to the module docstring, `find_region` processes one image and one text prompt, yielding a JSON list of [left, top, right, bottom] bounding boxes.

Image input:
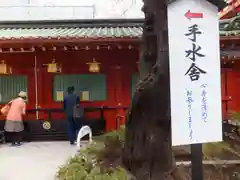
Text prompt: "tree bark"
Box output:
[[122, 0, 177, 179]]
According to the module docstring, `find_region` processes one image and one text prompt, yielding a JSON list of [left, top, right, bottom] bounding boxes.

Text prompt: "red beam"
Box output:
[[0, 37, 141, 45], [220, 36, 240, 40]]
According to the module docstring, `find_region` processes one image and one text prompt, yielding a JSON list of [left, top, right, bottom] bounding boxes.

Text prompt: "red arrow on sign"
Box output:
[[185, 10, 203, 20]]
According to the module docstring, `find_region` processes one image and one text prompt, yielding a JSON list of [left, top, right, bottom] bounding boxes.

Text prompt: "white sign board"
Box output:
[[168, 0, 222, 146]]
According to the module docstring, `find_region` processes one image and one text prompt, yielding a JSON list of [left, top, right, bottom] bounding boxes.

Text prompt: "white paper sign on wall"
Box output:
[[167, 0, 222, 146]]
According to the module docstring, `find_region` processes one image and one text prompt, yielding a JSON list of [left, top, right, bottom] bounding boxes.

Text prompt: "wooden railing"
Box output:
[[26, 106, 128, 122]]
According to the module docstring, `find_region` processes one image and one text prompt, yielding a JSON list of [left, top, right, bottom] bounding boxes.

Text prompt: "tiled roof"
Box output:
[[0, 19, 143, 40], [0, 27, 143, 40], [0, 17, 238, 41], [219, 15, 240, 36]]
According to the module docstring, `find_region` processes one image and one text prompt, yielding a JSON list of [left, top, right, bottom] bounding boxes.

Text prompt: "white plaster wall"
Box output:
[[94, 0, 143, 18], [0, 6, 95, 20], [0, 0, 144, 21]]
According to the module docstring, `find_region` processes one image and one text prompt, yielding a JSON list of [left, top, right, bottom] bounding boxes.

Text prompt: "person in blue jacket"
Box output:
[[63, 86, 80, 145]]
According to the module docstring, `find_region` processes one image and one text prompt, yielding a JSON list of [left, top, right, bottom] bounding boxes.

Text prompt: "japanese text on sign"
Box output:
[[185, 24, 206, 81], [186, 89, 193, 140], [200, 84, 208, 122]]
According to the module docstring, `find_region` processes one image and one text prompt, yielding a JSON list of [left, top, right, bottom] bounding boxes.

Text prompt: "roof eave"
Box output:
[[0, 19, 144, 29], [0, 37, 141, 45]]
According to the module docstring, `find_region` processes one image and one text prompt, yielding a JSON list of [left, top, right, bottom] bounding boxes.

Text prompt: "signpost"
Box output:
[[167, 0, 222, 179]]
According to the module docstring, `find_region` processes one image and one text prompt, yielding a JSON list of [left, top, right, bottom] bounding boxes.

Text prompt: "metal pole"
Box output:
[[34, 55, 39, 120]]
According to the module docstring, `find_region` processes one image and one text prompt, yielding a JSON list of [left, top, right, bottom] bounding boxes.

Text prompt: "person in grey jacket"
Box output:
[[63, 86, 80, 145]]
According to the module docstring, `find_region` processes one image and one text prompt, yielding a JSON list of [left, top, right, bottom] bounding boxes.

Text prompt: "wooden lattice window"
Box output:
[[0, 75, 28, 103]]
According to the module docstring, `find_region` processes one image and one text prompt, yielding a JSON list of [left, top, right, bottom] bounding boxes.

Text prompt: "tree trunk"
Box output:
[[122, 0, 184, 179]]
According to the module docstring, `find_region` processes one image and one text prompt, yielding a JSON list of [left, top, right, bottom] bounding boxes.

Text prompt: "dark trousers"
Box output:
[[67, 116, 78, 143], [8, 132, 22, 144]]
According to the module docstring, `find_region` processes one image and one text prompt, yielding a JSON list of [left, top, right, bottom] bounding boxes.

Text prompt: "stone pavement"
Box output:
[[0, 141, 191, 180], [0, 141, 79, 180]]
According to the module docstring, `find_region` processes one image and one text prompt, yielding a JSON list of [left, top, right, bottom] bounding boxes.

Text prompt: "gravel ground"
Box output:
[[0, 141, 79, 180]]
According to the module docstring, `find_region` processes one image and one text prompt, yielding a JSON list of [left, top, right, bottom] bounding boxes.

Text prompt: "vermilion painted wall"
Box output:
[[1, 50, 239, 131], [221, 61, 240, 117], [0, 53, 36, 120], [0, 49, 139, 131], [220, 61, 240, 120]]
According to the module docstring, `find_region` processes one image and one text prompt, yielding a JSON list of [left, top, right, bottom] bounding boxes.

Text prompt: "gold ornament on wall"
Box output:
[[0, 60, 12, 74], [86, 58, 101, 73], [44, 59, 62, 73], [42, 121, 51, 130]]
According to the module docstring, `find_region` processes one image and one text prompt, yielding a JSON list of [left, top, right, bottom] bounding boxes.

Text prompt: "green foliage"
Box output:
[[95, 125, 125, 145], [56, 146, 130, 180], [104, 125, 125, 142], [203, 142, 230, 159], [230, 112, 240, 125], [56, 126, 131, 180]]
